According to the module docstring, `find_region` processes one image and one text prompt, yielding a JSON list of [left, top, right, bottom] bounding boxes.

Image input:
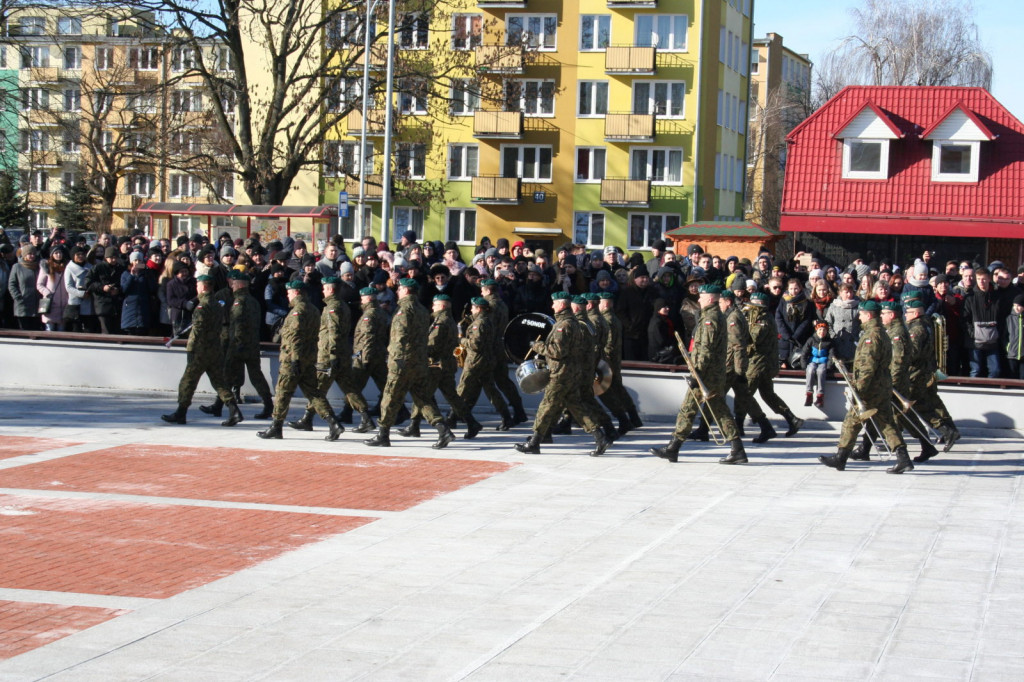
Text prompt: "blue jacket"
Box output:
[[120, 269, 156, 331]]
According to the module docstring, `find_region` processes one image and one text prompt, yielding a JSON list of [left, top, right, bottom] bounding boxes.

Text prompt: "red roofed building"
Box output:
[[780, 86, 1024, 270]]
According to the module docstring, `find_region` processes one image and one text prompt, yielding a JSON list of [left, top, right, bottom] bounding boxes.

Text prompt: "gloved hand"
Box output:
[[184, 300, 195, 311], [531, 341, 545, 355]]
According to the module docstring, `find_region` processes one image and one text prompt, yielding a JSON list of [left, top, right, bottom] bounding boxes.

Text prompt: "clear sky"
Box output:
[[753, 0, 1024, 121]]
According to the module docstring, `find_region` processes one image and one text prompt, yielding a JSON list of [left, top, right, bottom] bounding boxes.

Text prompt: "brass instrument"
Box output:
[[835, 360, 891, 459], [932, 313, 948, 376], [453, 321, 466, 368], [892, 388, 941, 442], [673, 331, 727, 445]]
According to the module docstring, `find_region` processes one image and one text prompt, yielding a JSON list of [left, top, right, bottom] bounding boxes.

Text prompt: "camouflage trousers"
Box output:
[[178, 351, 235, 408], [271, 361, 335, 423], [347, 358, 389, 413], [909, 382, 952, 429], [225, 351, 273, 402], [459, 364, 508, 416], [533, 375, 602, 435], [379, 362, 442, 429], [744, 371, 791, 416], [837, 390, 905, 451], [412, 361, 472, 421], [307, 364, 362, 415], [727, 372, 766, 421], [492, 361, 525, 414], [672, 383, 739, 442]]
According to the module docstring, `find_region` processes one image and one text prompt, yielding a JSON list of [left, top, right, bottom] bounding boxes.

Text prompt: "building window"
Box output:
[[931, 141, 979, 183], [63, 172, 81, 188], [327, 12, 362, 48], [30, 212, 48, 230], [215, 47, 235, 72], [452, 14, 482, 50], [448, 144, 478, 180], [505, 79, 554, 116], [95, 47, 114, 70], [17, 17, 46, 36], [327, 77, 361, 113], [64, 88, 81, 112], [630, 147, 683, 184], [171, 91, 203, 113], [63, 130, 80, 153], [578, 81, 608, 117], [506, 14, 557, 50], [128, 173, 156, 196], [393, 207, 423, 241], [64, 47, 82, 70], [172, 48, 195, 71], [325, 140, 373, 176], [398, 79, 428, 115], [128, 93, 157, 114], [21, 88, 48, 110], [129, 47, 160, 70], [841, 139, 889, 180], [396, 143, 426, 179], [169, 174, 202, 198], [446, 208, 476, 244], [22, 170, 49, 192], [580, 15, 610, 51], [451, 79, 480, 115], [502, 145, 552, 182], [575, 147, 606, 182], [574, 212, 605, 247], [399, 12, 429, 49], [629, 213, 679, 249], [21, 130, 48, 152], [21, 46, 50, 69], [633, 81, 685, 118], [635, 15, 687, 51]]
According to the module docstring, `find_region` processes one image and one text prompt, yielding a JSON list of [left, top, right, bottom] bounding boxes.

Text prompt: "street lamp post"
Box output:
[[356, 0, 381, 240], [380, 0, 397, 247]]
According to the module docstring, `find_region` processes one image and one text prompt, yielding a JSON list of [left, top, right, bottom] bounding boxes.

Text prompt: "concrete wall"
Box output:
[[1, 336, 1022, 431]]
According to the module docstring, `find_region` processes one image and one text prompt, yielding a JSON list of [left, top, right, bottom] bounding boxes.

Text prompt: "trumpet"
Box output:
[[835, 360, 891, 458], [673, 332, 727, 445], [892, 388, 941, 442], [453, 320, 466, 368]]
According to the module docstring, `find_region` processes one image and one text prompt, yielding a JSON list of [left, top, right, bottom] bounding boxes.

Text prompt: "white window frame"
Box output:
[[577, 80, 608, 117], [506, 14, 557, 51], [57, 17, 82, 35], [632, 80, 686, 118], [399, 12, 430, 50], [448, 143, 478, 180], [628, 213, 680, 250], [129, 47, 160, 71], [931, 140, 980, 183], [501, 145, 553, 182], [450, 79, 480, 115], [398, 79, 428, 115], [128, 173, 156, 197], [169, 173, 202, 198], [172, 90, 203, 113], [21, 88, 48, 110], [21, 46, 49, 69], [21, 130, 48, 152], [29, 212, 48, 230], [635, 14, 688, 51], [62, 171, 81, 188], [841, 138, 889, 180], [393, 206, 424, 242], [630, 146, 684, 185], [446, 208, 477, 244], [506, 79, 555, 117], [324, 140, 373, 177], [451, 14, 482, 51], [396, 143, 426, 179], [327, 12, 362, 48], [579, 15, 611, 51], [171, 47, 195, 72], [63, 130, 80, 153], [64, 88, 81, 112], [327, 77, 361, 113], [63, 46, 82, 70], [575, 147, 606, 183], [95, 47, 114, 70], [28, 170, 50, 193], [18, 17, 46, 36], [574, 211, 605, 248]]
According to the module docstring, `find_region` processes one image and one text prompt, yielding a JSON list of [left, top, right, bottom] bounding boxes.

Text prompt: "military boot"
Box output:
[[444, 411, 459, 429], [751, 416, 777, 444], [464, 415, 483, 440], [720, 438, 748, 464], [913, 439, 939, 463], [221, 402, 244, 427], [541, 430, 553, 444], [364, 426, 391, 447], [819, 447, 851, 471], [627, 407, 643, 429], [733, 411, 746, 437], [288, 408, 315, 431], [432, 422, 455, 450], [324, 415, 344, 442], [352, 410, 376, 434], [651, 437, 683, 463], [616, 413, 634, 438], [496, 408, 514, 431], [395, 404, 411, 426], [689, 418, 710, 442], [257, 420, 284, 439], [887, 445, 914, 474], [551, 416, 572, 435], [590, 427, 610, 457], [601, 416, 618, 443], [783, 409, 804, 437], [337, 404, 354, 424], [512, 405, 529, 426], [940, 421, 961, 452], [514, 432, 542, 454], [198, 398, 223, 417], [161, 405, 187, 424], [399, 418, 422, 438], [849, 434, 872, 461], [254, 397, 274, 420]]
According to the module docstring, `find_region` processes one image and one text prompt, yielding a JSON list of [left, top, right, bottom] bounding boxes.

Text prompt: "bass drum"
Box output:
[[504, 312, 555, 363], [515, 358, 551, 394]]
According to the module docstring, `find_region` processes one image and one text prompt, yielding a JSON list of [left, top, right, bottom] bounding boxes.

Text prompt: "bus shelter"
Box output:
[[138, 203, 338, 248]]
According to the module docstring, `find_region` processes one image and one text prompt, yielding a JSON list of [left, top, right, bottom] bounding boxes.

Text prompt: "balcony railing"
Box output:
[[25, 151, 61, 167], [471, 176, 521, 204], [607, 0, 657, 7], [29, 67, 60, 82], [605, 46, 656, 74], [353, 44, 387, 70], [600, 178, 651, 207], [473, 110, 523, 139], [26, 110, 59, 126], [28, 191, 57, 207], [604, 112, 655, 142], [475, 45, 524, 74], [346, 108, 387, 136], [344, 174, 384, 202]]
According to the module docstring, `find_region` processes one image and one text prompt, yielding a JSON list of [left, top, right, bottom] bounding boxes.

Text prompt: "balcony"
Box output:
[[26, 110, 59, 126], [476, 0, 527, 7], [343, 174, 384, 202], [473, 110, 522, 139], [475, 45, 524, 74], [114, 195, 143, 211], [608, 0, 657, 6], [346, 109, 387, 136], [471, 176, 521, 205], [29, 67, 60, 82], [26, 151, 61, 167], [600, 178, 651, 207], [353, 44, 387, 70], [605, 112, 655, 142], [28, 191, 57, 207], [605, 46, 656, 74]]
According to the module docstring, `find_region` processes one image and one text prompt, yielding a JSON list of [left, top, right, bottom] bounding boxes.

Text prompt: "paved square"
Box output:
[[0, 437, 80, 461], [0, 601, 127, 660]]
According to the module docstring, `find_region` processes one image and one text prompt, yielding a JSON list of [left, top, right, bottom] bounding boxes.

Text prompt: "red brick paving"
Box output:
[[0, 493, 370, 598], [0, 444, 514, 511], [0, 600, 128, 660], [0, 436, 81, 460]]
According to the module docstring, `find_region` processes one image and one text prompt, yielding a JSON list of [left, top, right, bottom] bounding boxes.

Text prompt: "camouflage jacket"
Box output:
[[387, 294, 429, 370], [587, 307, 610, 362], [575, 309, 598, 369], [601, 308, 624, 369], [906, 316, 936, 395], [353, 300, 389, 366], [884, 317, 911, 396], [462, 308, 497, 372], [427, 308, 459, 370], [745, 305, 780, 380], [851, 317, 892, 401], [186, 293, 223, 354], [484, 293, 510, 354], [316, 294, 353, 368], [692, 302, 727, 394], [279, 296, 319, 366], [538, 309, 585, 381], [227, 289, 262, 357], [724, 304, 751, 378]]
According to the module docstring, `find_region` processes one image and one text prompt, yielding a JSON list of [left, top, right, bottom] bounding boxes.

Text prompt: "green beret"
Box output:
[[359, 286, 376, 296], [433, 293, 451, 302], [582, 292, 599, 301], [699, 283, 723, 295], [398, 277, 418, 289], [859, 300, 881, 312], [286, 280, 306, 290], [749, 292, 769, 306], [904, 298, 924, 309], [900, 291, 921, 302], [471, 296, 489, 307], [720, 289, 735, 300], [196, 274, 213, 283], [227, 270, 250, 281], [572, 295, 587, 305], [598, 292, 615, 300], [879, 300, 901, 312], [551, 291, 571, 301], [481, 278, 498, 288], [321, 276, 339, 285]]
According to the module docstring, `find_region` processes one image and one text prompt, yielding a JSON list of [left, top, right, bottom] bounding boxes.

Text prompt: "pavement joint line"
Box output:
[[0, 442, 108, 470], [0, 488, 392, 518], [0, 588, 157, 611]]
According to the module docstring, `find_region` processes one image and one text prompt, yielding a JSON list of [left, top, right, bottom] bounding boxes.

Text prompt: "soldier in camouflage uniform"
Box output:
[[257, 281, 343, 441], [456, 297, 509, 426], [651, 284, 746, 464], [739, 292, 803, 442], [161, 275, 243, 426], [349, 287, 392, 433], [400, 294, 483, 440], [598, 291, 643, 429], [587, 293, 633, 436], [365, 279, 455, 449], [573, 294, 618, 441], [199, 271, 274, 420], [820, 300, 912, 474], [514, 291, 610, 456], [717, 289, 766, 458], [481, 279, 528, 427], [903, 297, 961, 462]]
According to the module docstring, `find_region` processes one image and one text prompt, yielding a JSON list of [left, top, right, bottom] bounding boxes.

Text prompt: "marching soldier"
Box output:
[[571, 295, 618, 442], [598, 291, 643, 429], [456, 297, 510, 427], [161, 274, 243, 426], [257, 281, 343, 441], [480, 279, 529, 426], [199, 270, 274, 420], [584, 293, 635, 437], [718, 289, 766, 451], [820, 300, 912, 473], [738, 291, 803, 442], [903, 297, 961, 461], [364, 279, 455, 449], [348, 287, 390, 433], [651, 284, 746, 464], [514, 292, 610, 456], [401, 294, 483, 440]]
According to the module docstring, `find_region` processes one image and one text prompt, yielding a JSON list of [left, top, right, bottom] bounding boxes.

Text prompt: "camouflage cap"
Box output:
[[699, 283, 723, 295], [551, 291, 571, 301], [359, 286, 376, 296], [858, 300, 882, 312], [286, 280, 306, 290], [471, 296, 489, 307], [433, 293, 451, 302], [321, 275, 339, 285], [398, 277, 418, 289]]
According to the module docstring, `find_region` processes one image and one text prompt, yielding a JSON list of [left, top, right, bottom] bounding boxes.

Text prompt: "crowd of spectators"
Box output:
[[2, 225, 1023, 380]]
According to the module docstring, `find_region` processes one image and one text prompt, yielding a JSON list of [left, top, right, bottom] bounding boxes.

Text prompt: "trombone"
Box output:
[[834, 360, 893, 458], [892, 388, 942, 442], [673, 332, 728, 445]]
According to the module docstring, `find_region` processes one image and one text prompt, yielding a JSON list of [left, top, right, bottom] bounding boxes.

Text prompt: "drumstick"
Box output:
[[523, 335, 542, 361]]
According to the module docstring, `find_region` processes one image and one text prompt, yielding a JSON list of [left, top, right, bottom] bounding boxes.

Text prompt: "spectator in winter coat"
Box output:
[[63, 246, 95, 332], [8, 245, 42, 330], [37, 246, 69, 331], [165, 261, 196, 337], [824, 283, 860, 362], [617, 267, 658, 361], [801, 321, 834, 408], [776, 278, 813, 368], [120, 251, 158, 335], [647, 298, 680, 364], [1007, 293, 1024, 379], [962, 267, 1002, 377]]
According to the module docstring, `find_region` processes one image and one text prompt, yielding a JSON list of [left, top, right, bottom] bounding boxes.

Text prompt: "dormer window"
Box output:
[[835, 102, 902, 180], [931, 140, 979, 182]]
